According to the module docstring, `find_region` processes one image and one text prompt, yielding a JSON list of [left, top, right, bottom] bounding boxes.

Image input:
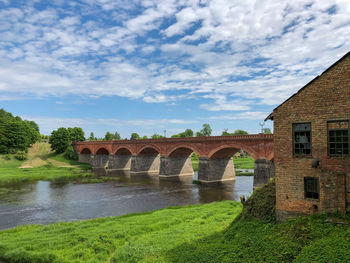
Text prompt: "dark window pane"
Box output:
[[304, 177, 319, 200]]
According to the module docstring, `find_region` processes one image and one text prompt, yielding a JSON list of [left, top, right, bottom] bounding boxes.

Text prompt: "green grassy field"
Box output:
[[0, 143, 93, 188], [0, 200, 349, 263]]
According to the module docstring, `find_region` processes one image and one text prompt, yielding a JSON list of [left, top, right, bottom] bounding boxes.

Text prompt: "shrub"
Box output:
[[241, 179, 276, 221], [14, 151, 27, 161], [64, 145, 78, 160]]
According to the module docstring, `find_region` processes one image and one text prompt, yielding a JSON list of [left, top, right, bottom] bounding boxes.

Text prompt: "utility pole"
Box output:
[[259, 122, 265, 133]]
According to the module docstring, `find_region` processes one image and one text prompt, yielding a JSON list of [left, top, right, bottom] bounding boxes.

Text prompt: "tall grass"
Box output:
[[0, 200, 349, 262]]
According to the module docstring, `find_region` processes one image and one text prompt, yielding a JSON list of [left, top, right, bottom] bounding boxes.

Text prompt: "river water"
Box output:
[[0, 173, 253, 230]]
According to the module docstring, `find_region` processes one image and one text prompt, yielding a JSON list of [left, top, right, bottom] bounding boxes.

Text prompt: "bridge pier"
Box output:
[[130, 154, 160, 176], [197, 157, 235, 183], [253, 159, 275, 188], [91, 154, 109, 175], [159, 156, 194, 180], [106, 155, 132, 176], [78, 154, 91, 164]]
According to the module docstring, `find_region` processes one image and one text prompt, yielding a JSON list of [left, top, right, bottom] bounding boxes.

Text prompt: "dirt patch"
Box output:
[[47, 158, 75, 168], [20, 158, 48, 168]]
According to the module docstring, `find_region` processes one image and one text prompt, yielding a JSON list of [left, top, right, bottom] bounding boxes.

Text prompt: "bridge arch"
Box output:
[[114, 146, 133, 155], [167, 145, 200, 157], [137, 145, 161, 156], [80, 148, 92, 154], [96, 147, 109, 155], [208, 144, 259, 160]]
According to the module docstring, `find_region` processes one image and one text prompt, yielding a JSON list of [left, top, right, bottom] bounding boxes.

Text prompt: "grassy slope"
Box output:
[[0, 201, 349, 263], [0, 143, 91, 187]]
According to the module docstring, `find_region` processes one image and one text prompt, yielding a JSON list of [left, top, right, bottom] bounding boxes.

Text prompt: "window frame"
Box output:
[[327, 120, 349, 157], [292, 122, 312, 157], [304, 177, 320, 200]]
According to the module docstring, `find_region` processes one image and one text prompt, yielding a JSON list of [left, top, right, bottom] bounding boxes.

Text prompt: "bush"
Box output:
[[14, 151, 27, 161], [64, 145, 78, 160], [241, 179, 276, 221]]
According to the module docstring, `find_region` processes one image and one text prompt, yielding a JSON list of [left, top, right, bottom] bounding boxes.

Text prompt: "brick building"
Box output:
[[266, 51, 350, 220]]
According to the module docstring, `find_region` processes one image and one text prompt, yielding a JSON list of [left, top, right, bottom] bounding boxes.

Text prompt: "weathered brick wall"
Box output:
[[274, 53, 350, 219]]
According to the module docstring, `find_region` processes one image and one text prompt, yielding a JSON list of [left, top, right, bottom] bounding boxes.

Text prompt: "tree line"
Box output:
[[0, 109, 40, 155]]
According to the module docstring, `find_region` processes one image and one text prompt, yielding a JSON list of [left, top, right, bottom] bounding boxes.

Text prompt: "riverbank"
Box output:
[[0, 200, 349, 262], [0, 143, 94, 188]]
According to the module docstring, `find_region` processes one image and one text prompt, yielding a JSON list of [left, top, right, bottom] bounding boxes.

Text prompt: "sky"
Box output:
[[0, 0, 349, 138]]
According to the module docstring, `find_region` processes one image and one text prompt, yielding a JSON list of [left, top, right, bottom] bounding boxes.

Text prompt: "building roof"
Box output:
[[265, 51, 350, 121]]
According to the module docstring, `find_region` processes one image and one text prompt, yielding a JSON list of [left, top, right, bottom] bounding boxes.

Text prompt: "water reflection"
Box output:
[[0, 174, 253, 230]]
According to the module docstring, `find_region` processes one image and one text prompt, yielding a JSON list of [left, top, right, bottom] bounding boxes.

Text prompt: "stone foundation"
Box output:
[[159, 156, 194, 180], [107, 155, 131, 171], [197, 157, 235, 183], [130, 155, 160, 175], [78, 154, 91, 164], [91, 154, 109, 168], [253, 159, 275, 189]]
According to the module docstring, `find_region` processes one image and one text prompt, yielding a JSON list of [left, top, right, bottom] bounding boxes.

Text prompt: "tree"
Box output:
[[68, 127, 85, 142], [196, 124, 212, 137], [88, 132, 96, 141], [113, 131, 121, 140], [222, 129, 249, 136], [0, 109, 40, 153], [151, 134, 164, 139], [233, 129, 248, 135], [142, 135, 148, 139], [171, 129, 194, 138], [104, 132, 114, 141], [262, 128, 272, 134], [130, 133, 140, 140], [49, 127, 70, 153]]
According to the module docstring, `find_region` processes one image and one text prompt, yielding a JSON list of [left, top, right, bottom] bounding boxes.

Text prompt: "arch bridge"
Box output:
[[73, 134, 274, 187]]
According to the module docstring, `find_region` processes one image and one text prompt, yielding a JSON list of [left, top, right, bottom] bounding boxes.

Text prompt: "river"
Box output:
[[0, 173, 253, 230]]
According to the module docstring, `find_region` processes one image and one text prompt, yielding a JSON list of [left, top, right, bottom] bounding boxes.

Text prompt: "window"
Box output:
[[304, 177, 319, 199], [328, 120, 349, 156], [293, 123, 311, 155]]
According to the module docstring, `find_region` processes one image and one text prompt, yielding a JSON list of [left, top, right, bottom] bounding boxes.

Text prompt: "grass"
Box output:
[[0, 143, 93, 187], [0, 200, 349, 263]]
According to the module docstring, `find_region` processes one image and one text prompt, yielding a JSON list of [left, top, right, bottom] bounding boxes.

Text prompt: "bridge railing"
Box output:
[[73, 133, 273, 145]]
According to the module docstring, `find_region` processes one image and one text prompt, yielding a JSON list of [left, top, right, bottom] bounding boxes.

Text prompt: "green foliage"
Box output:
[[49, 128, 70, 153], [1, 200, 349, 263], [68, 127, 85, 142], [113, 131, 121, 140], [50, 127, 85, 153], [14, 151, 27, 161], [64, 145, 78, 161], [0, 109, 40, 154], [171, 129, 194, 138], [88, 132, 96, 141], [222, 129, 249, 136], [242, 179, 276, 221], [196, 123, 212, 137], [130, 133, 140, 140], [263, 128, 272, 134], [151, 133, 164, 139], [141, 135, 148, 139], [104, 131, 114, 141]]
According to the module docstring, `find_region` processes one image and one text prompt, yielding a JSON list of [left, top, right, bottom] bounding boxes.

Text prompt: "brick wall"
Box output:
[[274, 53, 350, 220]]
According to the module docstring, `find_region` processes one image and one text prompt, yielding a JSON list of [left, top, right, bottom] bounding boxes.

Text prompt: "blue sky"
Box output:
[[0, 0, 349, 138]]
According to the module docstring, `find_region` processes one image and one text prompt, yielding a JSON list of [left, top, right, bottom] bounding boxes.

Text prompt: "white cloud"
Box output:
[[207, 112, 270, 120], [0, 0, 349, 111]]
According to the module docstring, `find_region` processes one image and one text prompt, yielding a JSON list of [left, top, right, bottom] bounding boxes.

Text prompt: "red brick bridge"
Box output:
[[73, 134, 274, 185]]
